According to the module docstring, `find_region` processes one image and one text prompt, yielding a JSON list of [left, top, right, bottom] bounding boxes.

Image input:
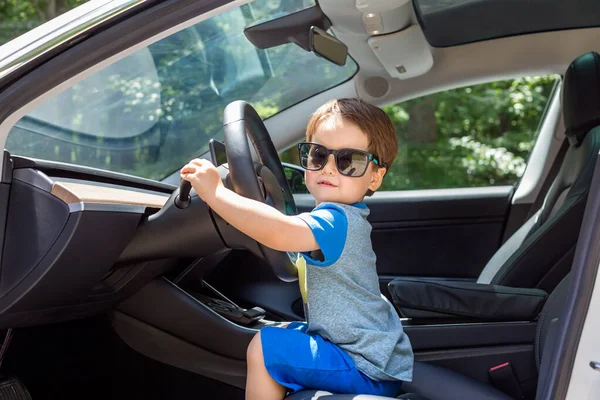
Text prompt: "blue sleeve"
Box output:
[[296, 203, 348, 267]]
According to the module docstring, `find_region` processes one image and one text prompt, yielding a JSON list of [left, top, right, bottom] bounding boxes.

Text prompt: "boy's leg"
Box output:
[[246, 331, 287, 400]]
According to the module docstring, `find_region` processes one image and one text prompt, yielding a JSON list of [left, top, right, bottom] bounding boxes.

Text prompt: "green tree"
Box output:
[[0, 0, 87, 45], [381, 76, 560, 190]]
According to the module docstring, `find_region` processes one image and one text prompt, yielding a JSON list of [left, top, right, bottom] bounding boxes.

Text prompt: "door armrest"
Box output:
[[389, 278, 548, 321]]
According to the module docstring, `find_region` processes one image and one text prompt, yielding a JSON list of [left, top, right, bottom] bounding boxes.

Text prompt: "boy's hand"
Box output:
[[180, 159, 318, 254], [180, 158, 223, 202]]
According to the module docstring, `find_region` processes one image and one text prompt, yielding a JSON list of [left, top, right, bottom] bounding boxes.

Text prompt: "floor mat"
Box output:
[[1, 316, 244, 400]]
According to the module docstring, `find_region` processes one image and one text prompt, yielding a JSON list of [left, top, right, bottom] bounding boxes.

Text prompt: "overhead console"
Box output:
[[367, 25, 434, 80], [358, 0, 433, 80], [318, 0, 434, 100]]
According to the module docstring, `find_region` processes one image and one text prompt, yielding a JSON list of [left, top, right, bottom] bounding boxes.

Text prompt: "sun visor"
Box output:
[[367, 25, 433, 80]]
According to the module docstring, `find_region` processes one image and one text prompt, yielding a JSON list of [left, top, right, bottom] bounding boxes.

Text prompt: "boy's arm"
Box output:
[[208, 185, 318, 252], [181, 158, 318, 253]]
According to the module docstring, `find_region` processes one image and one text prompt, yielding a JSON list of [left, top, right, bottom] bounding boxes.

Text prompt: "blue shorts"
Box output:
[[260, 322, 402, 397]]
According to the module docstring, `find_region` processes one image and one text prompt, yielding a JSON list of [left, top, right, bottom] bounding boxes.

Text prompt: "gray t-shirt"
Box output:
[[296, 201, 413, 382]]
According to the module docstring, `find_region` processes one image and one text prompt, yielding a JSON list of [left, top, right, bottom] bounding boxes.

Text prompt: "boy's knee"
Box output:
[[247, 331, 262, 363]]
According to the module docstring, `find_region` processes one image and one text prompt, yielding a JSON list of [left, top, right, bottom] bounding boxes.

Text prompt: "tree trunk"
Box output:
[[32, 0, 62, 22], [31, 0, 47, 22], [406, 98, 437, 144], [46, 0, 58, 20]]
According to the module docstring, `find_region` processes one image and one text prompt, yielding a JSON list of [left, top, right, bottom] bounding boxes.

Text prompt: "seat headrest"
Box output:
[[563, 51, 600, 146]]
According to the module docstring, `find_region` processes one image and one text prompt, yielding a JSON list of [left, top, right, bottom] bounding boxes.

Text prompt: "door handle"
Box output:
[[590, 361, 600, 371]]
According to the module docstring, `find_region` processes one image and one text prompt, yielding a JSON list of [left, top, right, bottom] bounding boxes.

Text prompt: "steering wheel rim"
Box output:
[[223, 100, 298, 282]]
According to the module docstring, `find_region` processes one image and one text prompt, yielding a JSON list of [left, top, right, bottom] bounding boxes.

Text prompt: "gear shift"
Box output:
[[175, 179, 192, 209]]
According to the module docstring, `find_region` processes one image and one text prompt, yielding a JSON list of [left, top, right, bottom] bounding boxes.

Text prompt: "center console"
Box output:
[[111, 256, 539, 393]]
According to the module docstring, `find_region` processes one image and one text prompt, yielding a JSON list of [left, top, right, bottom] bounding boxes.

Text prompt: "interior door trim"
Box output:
[[295, 186, 513, 221]]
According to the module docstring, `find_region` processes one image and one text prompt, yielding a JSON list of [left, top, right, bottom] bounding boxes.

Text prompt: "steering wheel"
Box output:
[[220, 101, 299, 282], [177, 101, 298, 280]]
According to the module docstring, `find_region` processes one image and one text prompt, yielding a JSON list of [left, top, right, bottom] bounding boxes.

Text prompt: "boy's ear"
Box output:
[[368, 167, 387, 192]]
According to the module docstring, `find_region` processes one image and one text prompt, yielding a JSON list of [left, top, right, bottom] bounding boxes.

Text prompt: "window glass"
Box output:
[[5, 0, 357, 181], [280, 75, 560, 192]]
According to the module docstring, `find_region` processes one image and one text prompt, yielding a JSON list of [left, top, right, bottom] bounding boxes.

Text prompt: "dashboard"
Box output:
[[0, 155, 228, 328]]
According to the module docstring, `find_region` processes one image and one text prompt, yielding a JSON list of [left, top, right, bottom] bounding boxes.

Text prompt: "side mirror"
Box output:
[[282, 162, 309, 194], [309, 26, 348, 66]]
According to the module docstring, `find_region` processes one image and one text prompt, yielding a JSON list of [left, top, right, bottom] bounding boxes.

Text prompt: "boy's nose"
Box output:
[[321, 154, 337, 175]]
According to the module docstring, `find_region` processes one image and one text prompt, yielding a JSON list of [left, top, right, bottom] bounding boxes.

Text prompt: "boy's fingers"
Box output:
[[181, 162, 202, 173], [190, 158, 206, 167], [181, 159, 214, 179]]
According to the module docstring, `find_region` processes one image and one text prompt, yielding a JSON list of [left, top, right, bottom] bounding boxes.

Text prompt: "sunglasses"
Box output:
[[297, 142, 386, 178]]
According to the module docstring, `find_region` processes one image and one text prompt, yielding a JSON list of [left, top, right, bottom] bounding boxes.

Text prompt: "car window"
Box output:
[[280, 75, 561, 192], [5, 0, 357, 181]]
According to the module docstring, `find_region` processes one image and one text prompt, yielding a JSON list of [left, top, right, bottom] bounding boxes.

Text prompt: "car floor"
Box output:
[[0, 315, 245, 399]]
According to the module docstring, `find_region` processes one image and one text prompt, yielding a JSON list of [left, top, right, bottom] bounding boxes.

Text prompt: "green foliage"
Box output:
[[0, 0, 87, 45], [381, 75, 560, 190], [280, 75, 560, 191]]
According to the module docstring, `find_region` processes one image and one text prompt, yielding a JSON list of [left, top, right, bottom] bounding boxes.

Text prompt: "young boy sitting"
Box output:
[[181, 98, 413, 399]]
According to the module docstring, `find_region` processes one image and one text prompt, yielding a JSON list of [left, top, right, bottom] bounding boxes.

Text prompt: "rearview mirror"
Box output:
[[309, 26, 348, 66]]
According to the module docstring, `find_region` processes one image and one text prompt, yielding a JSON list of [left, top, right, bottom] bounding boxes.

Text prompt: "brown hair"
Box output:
[[305, 98, 398, 195]]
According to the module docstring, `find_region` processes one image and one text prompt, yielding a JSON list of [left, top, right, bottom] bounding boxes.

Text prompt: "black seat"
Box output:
[[286, 274, 571, 400], [388, 52, 600, 322], [392, 50, 600, 308], [462, 51, 600, 292]]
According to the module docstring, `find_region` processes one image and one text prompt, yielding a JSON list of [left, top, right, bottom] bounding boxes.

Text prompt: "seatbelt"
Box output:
[[489, 362, 524, 399], [525, 139, 569, 221]]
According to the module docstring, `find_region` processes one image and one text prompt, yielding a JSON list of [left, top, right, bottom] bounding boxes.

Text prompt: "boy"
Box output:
[[181, 98, 413, 399]]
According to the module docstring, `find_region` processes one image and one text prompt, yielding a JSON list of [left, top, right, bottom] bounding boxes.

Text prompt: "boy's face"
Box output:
[[305, 118, 386, 205]]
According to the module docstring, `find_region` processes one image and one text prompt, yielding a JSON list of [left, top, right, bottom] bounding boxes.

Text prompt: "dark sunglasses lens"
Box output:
[[308, 144, 329, 170], [299, 144, 313, 169], [299, 144, 327, 170], [337, 149, 368, 177]]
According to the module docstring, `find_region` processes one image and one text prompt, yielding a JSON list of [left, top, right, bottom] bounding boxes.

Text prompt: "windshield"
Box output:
[[6, 0, 357, 181]]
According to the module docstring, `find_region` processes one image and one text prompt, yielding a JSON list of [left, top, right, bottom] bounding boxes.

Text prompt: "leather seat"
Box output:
[[389, 52, 600, 319], [459, 51, 600, 292], [286, 275, 571, 400], [388, 53, 600, 322]]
